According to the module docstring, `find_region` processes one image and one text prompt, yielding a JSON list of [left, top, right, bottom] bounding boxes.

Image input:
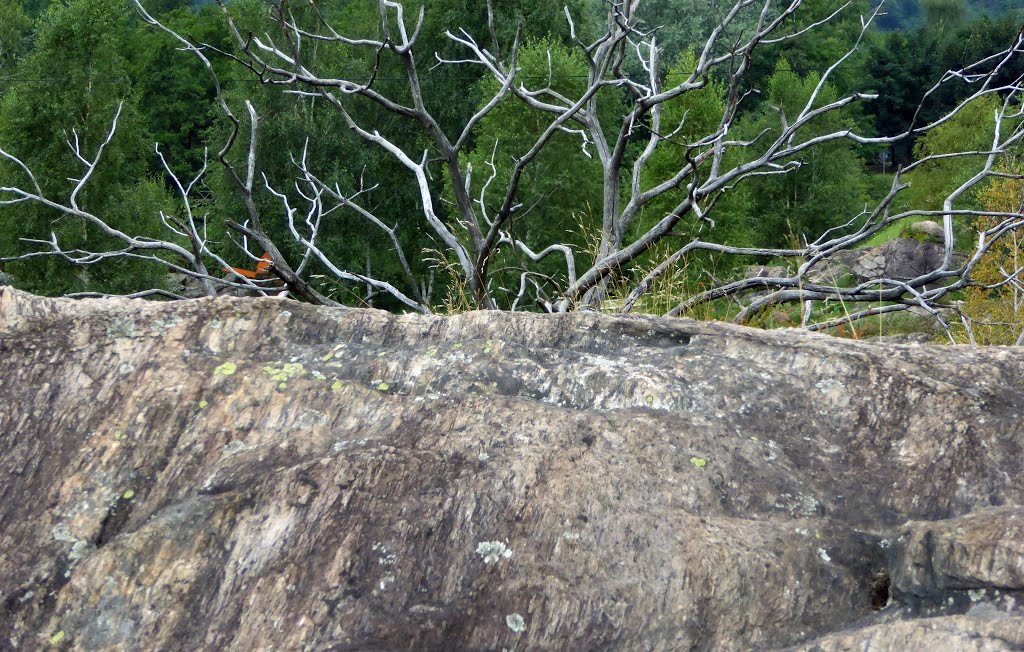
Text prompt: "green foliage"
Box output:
[[454, 39, 607, 300], [634, 51, 752, 247], [126, 3, 225, 178], [739, 60, 871, 247], [0, 0, 29, 74], [877, 0, 1024, 30], [904, 94, 1007, 212], [631, 0, 764, 63], [0, 0, 1018, 322], [865, 8, 1024, 165], [0, 0, 171, 295]]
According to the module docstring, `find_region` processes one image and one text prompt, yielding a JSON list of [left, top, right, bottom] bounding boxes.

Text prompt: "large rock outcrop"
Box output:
[[0, 287, 1022, 650]]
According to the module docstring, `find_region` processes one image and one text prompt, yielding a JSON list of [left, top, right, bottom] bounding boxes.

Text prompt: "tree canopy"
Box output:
[[0, 0, 1022, 339]]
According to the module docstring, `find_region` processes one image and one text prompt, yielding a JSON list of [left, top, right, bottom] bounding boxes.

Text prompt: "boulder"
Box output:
[[1, 287, 1022, 650], [908, 220, 945, 243], [745, 264, 790, 279], [806, 257, 852, 285], [849, 237, 948, 283]]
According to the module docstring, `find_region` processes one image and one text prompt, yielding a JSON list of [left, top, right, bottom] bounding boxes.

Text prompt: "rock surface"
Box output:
[[850, 237, 947, 282], [908, 220, 945, 242], [1, 287, 1022, 650]]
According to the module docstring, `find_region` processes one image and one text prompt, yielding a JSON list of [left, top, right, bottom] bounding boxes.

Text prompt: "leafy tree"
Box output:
[[903, 94, 1007, 212], [0, 0, 1021, 334], [636, 52, 748, 242], [0, 0, 29, 74], [0, 0, 171, 295], [125, 2, 224, 179], [454, 40, 606, 292], [630, 0, 763, 63], [865, 9, 1024, 165], [740, 61, 870, 247], [922, 0, 967, 30], [958, 161, 1024, 344]]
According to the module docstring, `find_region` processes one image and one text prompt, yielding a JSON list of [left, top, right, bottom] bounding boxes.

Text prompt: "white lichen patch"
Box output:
[[53, 524, 93, 564], [505, 613, 527, 633], [69, 539, 92, 564], [106, 318, 137, 339], [332, 438, 368, 453], [150, 316, 183, 333], [814, 378, 851, 406], [815, 378, 844, 393], [476, 541, 512, 564], [295, 410, 328, 430], [222, 440, 252, 456], [817, 548, 831, 563], [799, 495, 820, 516]]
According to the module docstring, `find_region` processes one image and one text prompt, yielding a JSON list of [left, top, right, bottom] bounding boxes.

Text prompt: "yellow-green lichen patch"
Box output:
[[321, 352, 334, 362], [331, 380, 345, 392], [113, 432, 127, 441], [484, 339, 495, 354], [198, 400, 208, 409], [123, 490, 135, 500], [645, 394, 654, 406], [49, 631, 66, 646], [278, 383, 288, 391], [262, 363, 306, 383], [376, 382, 391, 392], [690, 457, 707, 468], [452, 343, 464, 350], [213, 362, 238, 377], [377, 351, 388, 357]]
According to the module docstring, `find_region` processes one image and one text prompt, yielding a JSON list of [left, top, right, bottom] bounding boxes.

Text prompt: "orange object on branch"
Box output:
[[224, 252, 272, 279]]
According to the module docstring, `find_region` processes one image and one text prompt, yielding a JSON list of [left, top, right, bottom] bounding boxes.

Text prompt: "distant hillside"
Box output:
[[877, 0, 1024, 30]]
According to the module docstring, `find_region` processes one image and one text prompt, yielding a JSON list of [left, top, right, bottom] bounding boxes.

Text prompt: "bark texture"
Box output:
[[0, 287, 1022, 650]]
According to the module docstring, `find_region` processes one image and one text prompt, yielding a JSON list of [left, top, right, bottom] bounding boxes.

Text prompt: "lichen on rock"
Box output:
[[0, 289, 1022, 650]]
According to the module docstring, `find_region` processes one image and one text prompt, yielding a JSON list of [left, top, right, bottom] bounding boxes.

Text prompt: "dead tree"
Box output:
[[1, 0, 1023, 339]]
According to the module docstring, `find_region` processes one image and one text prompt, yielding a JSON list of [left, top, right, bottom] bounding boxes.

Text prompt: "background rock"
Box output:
[[1, 287, 1022, 650], [850, 237, 947, 282], [908, 220, 945, 243]]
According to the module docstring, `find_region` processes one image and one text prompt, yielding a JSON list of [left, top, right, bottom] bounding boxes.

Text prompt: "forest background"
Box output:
[[0, 0, 1023, 341]]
